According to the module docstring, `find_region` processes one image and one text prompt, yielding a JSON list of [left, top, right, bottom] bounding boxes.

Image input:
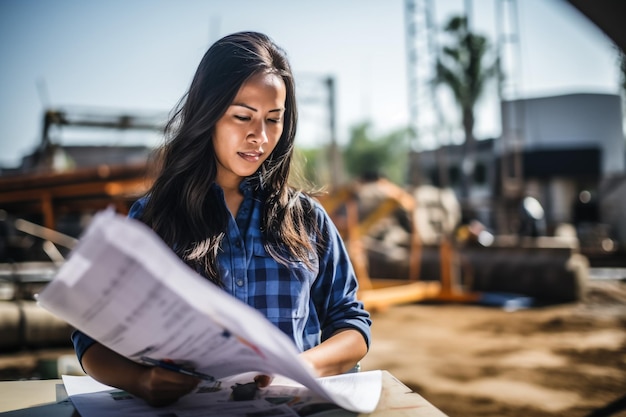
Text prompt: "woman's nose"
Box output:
[[248, 121, 268, 143]]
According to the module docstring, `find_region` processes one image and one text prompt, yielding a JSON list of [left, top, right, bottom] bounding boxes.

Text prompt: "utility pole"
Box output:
[[326, 76, 343, 188], [295, 73, 342, 187]]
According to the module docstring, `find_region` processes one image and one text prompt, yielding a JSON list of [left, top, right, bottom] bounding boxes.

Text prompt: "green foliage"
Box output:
[[342, 121, 409, 185], [291, 146, 325, 188], [294, 123, 411, 187]]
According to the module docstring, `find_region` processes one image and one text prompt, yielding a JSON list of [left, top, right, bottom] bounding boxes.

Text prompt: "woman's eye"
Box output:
[[267, 118, 281, 124], [234, 115, 250, 121]]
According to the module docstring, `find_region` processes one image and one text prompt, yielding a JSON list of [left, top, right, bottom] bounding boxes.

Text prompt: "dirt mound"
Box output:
[[360, 279, 626, 417]]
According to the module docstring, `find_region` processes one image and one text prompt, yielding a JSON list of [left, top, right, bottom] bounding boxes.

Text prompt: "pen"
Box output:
[[140, 356, 215, 381]]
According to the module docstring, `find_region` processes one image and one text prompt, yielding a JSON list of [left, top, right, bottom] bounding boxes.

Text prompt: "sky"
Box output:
[[0, 0, 621, 168]]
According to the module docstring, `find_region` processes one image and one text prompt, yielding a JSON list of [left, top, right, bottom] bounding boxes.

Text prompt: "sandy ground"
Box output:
[[360, 279, 626, 417]]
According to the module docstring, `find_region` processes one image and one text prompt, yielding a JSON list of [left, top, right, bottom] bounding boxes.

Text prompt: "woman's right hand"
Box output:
[[81, 343, 200, 407], [136, 365, 201, 407]]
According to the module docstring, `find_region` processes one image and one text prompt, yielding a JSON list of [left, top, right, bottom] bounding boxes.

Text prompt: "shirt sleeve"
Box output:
[[310, 199, 372, 349], [71, 329, 96, 368], [71, 198, 148, 367], [128, 196, 147, 220]]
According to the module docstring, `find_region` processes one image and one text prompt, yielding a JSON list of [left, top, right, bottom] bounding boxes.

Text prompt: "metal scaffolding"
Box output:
[[495, 0, 526, 232], [404, 0, 446, 186]]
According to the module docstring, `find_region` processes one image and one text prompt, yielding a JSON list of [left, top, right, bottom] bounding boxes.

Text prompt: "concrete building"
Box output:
[[413, 92, 626, 258]]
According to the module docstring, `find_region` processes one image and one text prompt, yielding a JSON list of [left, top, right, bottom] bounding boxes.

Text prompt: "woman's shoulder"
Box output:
[[294, 191, 333, 224], [293, 190, 321, 209]]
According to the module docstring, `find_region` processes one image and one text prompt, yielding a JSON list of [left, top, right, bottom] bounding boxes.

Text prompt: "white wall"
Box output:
[[502, 93, 625, 175]]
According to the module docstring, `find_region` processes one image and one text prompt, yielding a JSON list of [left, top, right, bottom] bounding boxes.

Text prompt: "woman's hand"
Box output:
[[81, 343, 199, 407], [253, 374, 273, 388], [135, 366, 200, 407]]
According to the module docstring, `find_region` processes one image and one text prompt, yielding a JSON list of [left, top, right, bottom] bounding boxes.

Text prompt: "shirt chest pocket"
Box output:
[[250, 241, 317, 320]]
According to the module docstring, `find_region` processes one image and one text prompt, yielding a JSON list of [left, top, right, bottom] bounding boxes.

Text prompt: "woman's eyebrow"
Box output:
[[232, 103, 256, 111], [231, 103, 284, 113]]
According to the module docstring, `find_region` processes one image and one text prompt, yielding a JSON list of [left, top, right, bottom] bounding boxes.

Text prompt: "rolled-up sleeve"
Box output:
[[71, 330, 96, 366], [311, 201, 372, 349]]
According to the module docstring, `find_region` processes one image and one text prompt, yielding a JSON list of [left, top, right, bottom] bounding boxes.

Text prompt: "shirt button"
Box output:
[[236, 279, 244, 287], [235, 241, 242, 249]]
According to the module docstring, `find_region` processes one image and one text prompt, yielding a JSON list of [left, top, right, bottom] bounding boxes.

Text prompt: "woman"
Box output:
[[72, 31, 371, 406]]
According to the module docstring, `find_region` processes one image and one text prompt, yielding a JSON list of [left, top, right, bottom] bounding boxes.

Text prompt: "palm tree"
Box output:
[[434, 15, 497, 200], [617, 48, 626, 125]]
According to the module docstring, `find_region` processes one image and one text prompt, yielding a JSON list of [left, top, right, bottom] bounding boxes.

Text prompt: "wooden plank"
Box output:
[[359, 281, 442, 312]]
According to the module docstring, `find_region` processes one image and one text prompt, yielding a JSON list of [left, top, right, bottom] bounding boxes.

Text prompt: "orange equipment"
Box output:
[[318, 179, 478, 312]]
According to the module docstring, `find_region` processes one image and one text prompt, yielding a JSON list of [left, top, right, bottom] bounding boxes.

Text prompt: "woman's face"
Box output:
[[213, 71, 287, 189]]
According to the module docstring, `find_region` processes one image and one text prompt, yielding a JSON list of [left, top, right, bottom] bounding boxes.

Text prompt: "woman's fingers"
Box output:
[[139, 366, 201, 406], [254, 374, 274, 388]]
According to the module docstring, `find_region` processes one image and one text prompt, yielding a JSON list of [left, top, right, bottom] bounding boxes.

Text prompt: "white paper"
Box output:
[[38, 209, 381, 413], [63, 373, 379, 417]]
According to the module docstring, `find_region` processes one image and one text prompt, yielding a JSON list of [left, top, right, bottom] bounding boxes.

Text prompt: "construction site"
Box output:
[[1, 1, 625, 417]]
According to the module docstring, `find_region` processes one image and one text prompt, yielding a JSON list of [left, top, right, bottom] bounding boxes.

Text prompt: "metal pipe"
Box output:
[[14, 219, 77, 250]]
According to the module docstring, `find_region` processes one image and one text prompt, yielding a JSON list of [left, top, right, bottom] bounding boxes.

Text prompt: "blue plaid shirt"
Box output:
[[72, 180, 371, 362]]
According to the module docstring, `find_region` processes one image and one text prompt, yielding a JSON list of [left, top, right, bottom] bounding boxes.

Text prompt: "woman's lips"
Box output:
[[238, 151, 263, 162]]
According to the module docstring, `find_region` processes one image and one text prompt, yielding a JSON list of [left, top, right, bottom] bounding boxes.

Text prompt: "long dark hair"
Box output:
[[141, 31, 318, 285]]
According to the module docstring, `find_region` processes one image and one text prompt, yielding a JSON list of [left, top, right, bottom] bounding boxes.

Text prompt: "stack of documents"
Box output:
[[37, 209, 381, 415]]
